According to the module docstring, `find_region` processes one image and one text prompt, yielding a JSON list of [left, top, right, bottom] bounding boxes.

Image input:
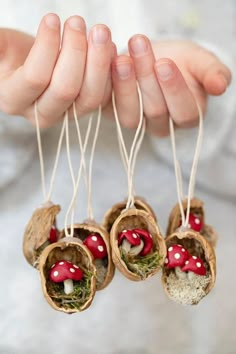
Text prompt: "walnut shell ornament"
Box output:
[[60, 222, 115, 291], [103, 196, 157, 233], [23, 202, 61, 269], [166, 198, 218, 247], [162, 230, 216, 305], [110, 208, 166, 281], [39, 237, 96, 314]]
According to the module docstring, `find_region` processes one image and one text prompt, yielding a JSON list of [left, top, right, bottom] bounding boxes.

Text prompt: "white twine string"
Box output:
[[112, 82, 146, 209], [64, 105, 101, 237], [34, 101, 66, 203], [169, 100, 203, 229]]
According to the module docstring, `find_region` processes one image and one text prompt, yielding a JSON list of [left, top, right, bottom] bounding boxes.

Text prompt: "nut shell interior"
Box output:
[[110, 208, 166, 281], [39, 237, 96, 314]]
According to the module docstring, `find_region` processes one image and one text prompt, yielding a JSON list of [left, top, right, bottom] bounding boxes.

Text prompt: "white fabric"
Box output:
[[0, 1, 236, 354]]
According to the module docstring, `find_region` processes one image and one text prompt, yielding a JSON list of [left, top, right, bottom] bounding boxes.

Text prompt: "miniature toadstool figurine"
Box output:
[[83, 233, 108, 259], [165, 244, 190, 279], [182, 255, 206, 280], [133, 228, 153, 256], [118, 229, 144, 256], [49, 260, 83, 295], [188, 213, 203, 232], [49, 225, 58, 244]]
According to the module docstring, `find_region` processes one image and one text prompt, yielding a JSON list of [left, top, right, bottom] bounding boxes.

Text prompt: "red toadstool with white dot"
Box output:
[[182, 255, 206, 280], [49, 260, 83, 295], [83, 234, 108, 259], [118, 228, 153, 256], [165, 244, 190, 279], [49, 225, 58, 244]]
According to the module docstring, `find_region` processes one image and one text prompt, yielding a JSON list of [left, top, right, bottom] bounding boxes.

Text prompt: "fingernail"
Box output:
[[115, 63, 132, 80], [45, 14, 60, 29], [156, 62, 174, 81], [130, 36, 148, 56], [92, 25, 110, 45], [68, 16, 85, 31]]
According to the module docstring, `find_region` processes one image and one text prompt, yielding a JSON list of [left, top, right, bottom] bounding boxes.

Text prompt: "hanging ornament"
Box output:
[[166, 197, 217, 247], [162, 101, 216, 305], [39, 237, 96, 313], [105, 83, 166, 281]]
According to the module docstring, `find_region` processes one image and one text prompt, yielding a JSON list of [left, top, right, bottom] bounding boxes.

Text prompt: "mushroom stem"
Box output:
[[187, 271, 197, 281], [175, 266, 187, 279], [63, 279, 74, 294], [121, 239, 144, 256]]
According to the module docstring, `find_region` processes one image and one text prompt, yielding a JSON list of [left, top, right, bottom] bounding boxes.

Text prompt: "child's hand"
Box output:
[[108, 37, 231, 136], [0, 14, 113, 127]]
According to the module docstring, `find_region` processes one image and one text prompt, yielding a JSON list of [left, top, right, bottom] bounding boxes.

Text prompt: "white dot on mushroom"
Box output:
[[165, 258, 168, 264], [185, 260, 189, 265], [195, 218, 200, 224], [91, 236, 97, 242], [193, 256, 197, 259], [174, 253, 180, 259], [70, 268, 75, 273], [168, 246, 173, 252], [74, 265, 79, 269], [98, 246, 104, 252], [182, 248, 185, 252], [59, 261, 64, 265], [132, 233, 137, 238], [196, 262, 201, 268], [53, 271, 59, 277]]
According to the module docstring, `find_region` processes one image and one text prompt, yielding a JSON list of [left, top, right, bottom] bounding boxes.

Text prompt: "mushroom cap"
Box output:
[[182, 255, 206, 275], [133, 228, 153, 256], [188, 213, 203, 232], [49, 225, 58, 243], [49, 260, 83, 282], [165, 244, 190, 268], [83, 233, 108, 259], [118, 229, 141, 247]]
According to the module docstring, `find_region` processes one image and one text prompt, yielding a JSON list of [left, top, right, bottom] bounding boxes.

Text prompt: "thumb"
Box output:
[[189, 45, 232, 96]]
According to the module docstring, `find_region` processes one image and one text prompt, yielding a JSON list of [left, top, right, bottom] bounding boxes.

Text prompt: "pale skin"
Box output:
[[0, 13, 231, 136]]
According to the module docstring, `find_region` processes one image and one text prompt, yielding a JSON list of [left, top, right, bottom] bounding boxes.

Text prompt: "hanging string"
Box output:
[[112, 82, 146, 210], [73, 104, 101, 220], [169, 100, 203, 230], [64, 110, 93, 237], [64, 105, 101, 237], [34, 101, 66, 204]]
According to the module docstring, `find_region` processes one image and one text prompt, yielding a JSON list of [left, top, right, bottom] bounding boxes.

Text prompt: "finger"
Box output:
[[188, 46, 232, 95], [111, 55, 139, 129], [128, 34, 169, 135], [0, 13, 61, 115], [35, 16, 87, 127], [155, 58, 199, 128], [75, 24, 112, 116], [102, 42, 117, 109]]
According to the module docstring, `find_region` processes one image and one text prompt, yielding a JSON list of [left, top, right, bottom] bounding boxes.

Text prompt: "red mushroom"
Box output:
[[118, 229, 144, 256], [49, 260, 83, 294], [187, 213, 203, 232], [83, 234, 108, 259], [133, 228, 153, 256], [181, 255, 206, 280], [165, 244, 190, 279], [49, 225, 58, 243]]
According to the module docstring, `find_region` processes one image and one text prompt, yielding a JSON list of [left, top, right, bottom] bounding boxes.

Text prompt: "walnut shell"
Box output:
[[103, 197, 157, 233], [162, 230, 216, 305], [110, 208, 166, 281], [23, 203, 61, 268], [166, 198, 218, 247], [39, 237, 96, 314], [60, 221, 115, 291]]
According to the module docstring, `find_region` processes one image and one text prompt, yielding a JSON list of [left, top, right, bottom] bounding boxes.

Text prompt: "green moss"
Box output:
[[120, 248, 162, 279], [47, 268, 94, 311]]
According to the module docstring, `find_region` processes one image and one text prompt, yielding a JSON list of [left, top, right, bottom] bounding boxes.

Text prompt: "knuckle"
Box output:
[[24, 70, 49, 91], [77, 95, 103, 114], [52, 86, 78, 102], [120, 116, 139, 130]]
